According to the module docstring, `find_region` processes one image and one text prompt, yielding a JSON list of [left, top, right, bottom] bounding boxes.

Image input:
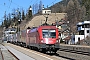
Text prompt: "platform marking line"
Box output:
[[23, 48, 54, 60]]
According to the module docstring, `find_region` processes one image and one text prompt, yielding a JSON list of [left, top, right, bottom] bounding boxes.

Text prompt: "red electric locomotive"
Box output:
[[28, 26, 60, 53]]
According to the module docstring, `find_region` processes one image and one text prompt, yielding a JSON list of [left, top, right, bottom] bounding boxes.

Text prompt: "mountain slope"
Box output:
[[25, 13, 66, 29]]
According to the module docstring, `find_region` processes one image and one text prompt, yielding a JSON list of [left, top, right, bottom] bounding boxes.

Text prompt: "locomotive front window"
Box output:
[[42, 30, 56, 38]]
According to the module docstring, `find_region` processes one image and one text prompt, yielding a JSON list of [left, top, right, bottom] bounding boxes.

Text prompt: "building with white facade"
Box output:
[[42, 9, 51, 14], [3, 28, 16, 41], [72, 21, 90, 44]]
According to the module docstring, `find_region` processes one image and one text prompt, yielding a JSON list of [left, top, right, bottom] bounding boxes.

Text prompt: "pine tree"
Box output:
[[8, 13, 12, 26], [17, 11, 21, 20], [35, 3, 39, 14], [22, 9, 25, 20], [27, 5, 32, 20], [3, 11, 8, 28], [39, 0, 43, 12]]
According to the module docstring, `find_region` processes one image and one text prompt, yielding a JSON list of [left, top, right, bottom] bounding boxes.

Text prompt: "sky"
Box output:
[[0, 0, 61, 24]]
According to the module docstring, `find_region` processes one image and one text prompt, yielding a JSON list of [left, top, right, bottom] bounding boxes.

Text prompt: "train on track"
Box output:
[[7, 25, 60, 53]]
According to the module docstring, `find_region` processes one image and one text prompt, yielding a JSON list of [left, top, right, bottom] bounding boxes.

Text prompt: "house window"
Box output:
[[45, 11, 46, 13], [73, 38, 75, 40], [78, 37, 80, 45], [87, 30, 89, 33], [79, 30, 84, 35], [82, 25, 84, 28]]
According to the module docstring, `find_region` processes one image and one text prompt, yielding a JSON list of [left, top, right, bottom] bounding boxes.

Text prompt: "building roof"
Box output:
[[42, 8, 51, 10], [5, 28, 16, 31], [77, 21, 90, 25], [61, 28, 71, 33]]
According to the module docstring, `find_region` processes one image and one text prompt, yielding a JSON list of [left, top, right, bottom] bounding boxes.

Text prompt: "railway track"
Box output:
[[8, 48, 19, 60], [54, 49, 90, 60], [0, 44, 18, 60], [0, 48, 4, 60], [44, 44, 90, 60], [54, 45, 90, 60]]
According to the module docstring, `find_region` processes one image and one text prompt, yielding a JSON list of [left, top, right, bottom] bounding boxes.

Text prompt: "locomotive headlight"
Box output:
[[56, 40, 59, 43], [41, 40, 44, 43]]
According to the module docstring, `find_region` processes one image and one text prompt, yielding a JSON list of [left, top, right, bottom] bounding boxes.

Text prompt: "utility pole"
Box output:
[[28, 5, 32, 19], [84, 24, 85, 44], [43, 14, 49, 25], [45, 16, 48, 24], [18, 19, 21, 32]]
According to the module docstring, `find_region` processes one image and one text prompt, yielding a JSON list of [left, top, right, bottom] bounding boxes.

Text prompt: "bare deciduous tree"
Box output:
[[66, 0, 86, 33]]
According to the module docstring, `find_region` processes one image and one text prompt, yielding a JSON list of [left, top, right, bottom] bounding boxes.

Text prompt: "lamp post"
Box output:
[[16, 9, 21, 32], [45, 16, 48, 24], [3, 26, 5, 42], [28, 5, 32, 18], [84, 24, 85, 44], [18, 19, 21, 32]]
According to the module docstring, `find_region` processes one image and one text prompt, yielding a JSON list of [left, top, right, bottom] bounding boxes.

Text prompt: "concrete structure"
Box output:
[[72, 21, 90, 44]]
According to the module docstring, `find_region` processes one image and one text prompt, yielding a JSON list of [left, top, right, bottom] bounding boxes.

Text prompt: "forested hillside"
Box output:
[[50, 0, 90, 33]]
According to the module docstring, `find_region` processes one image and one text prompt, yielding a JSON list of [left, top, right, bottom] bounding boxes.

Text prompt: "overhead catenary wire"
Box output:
[[8, 0, 12, 8], [0, 0, 61, 21], [34, 0, 39, 4], [8, 0, 23, 8], [48, 0, 56, 7], [6, 0, 12, 14], [0, 0, 35, 24], [0, 2, 12, 22], [4, 0, 58, 14]]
